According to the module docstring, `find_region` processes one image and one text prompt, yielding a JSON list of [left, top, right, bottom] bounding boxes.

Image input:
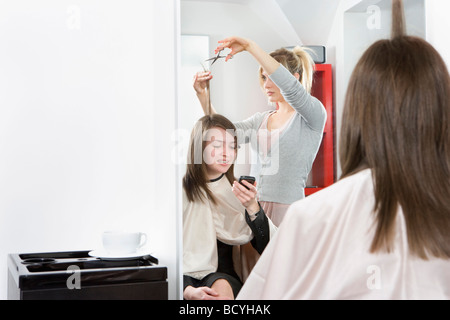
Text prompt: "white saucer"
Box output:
[[88, 248, 153, 261]]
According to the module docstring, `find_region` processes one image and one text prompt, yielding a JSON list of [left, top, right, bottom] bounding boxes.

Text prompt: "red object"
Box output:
[[306, 63, 334, 196]]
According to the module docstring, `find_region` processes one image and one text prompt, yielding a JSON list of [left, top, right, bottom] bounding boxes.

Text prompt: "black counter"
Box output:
[[7, 250, 167, 300]]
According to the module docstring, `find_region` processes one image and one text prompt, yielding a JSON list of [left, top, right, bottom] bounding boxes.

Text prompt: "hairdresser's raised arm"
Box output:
[[193, 71, 217, 115], [216, 36, 280, 75]]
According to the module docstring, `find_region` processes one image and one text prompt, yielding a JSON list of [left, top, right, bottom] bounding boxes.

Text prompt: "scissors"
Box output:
[[205, 49, 231, 66]]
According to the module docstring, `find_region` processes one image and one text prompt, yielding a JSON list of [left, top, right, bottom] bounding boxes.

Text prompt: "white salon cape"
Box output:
[[237, 169, 450, 300], [183, 175, 276, 281]]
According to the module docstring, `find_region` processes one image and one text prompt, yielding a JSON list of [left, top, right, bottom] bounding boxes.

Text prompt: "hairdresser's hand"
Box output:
[[183, 286, 230, 300], [193, 71, 213, 95], [232, 180, 260, 215], [216, 36, 255, 62], [217, 36, 279, 75]]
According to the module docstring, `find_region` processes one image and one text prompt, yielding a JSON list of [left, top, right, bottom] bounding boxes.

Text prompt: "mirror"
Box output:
[[177, 0, 426, 299]]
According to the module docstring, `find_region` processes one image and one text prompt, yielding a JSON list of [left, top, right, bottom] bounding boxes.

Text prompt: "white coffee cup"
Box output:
[[102, 230, 147, 255]]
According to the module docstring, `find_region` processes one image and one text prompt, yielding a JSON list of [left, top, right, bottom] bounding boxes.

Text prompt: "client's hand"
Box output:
[[232, 180, 260, 215], [183, 286, 230, 300]]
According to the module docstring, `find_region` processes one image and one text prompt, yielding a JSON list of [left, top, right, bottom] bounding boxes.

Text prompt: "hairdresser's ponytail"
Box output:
[[391, 0, 406, 38], [292, 46, 315, 93]]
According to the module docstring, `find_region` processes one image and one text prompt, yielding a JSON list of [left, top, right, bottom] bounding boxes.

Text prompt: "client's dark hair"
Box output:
[[339, 0, 450, 259], [183, 114, 237, 205]]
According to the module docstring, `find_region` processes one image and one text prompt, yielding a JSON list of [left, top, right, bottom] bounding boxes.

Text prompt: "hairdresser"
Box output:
[[193, 37, 326, 226]]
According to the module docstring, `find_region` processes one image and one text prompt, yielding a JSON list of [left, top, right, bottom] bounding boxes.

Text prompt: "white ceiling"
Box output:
[[275, 0, 341, 45], [181, 0, 343, 45]]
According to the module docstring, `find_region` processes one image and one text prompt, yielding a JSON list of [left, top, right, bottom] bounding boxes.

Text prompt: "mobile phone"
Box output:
[[238, 176, 256, 190]]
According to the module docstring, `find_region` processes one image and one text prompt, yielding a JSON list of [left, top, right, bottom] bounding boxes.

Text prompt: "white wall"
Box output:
[[0, 0, 180, 299], [425, 0, 450, 68]]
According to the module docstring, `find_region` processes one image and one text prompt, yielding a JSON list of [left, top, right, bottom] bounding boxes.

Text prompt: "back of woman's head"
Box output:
[[340, 0, 450, 259], [260, 46, 315, 93], [183, 114, 237, 204]]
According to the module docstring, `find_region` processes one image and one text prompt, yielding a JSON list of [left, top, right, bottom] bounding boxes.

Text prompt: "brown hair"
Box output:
[[339, 0, 450, 259], [183, 114, 237, 205], [259, 46, 315, 93]]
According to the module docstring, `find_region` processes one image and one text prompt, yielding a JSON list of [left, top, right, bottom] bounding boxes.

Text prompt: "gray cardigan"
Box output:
[[234, 65, 327, 204]]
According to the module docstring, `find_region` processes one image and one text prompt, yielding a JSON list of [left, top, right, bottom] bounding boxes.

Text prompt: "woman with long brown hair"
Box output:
[[182, 114, 276, 300], [237, 0, 450, 299]]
